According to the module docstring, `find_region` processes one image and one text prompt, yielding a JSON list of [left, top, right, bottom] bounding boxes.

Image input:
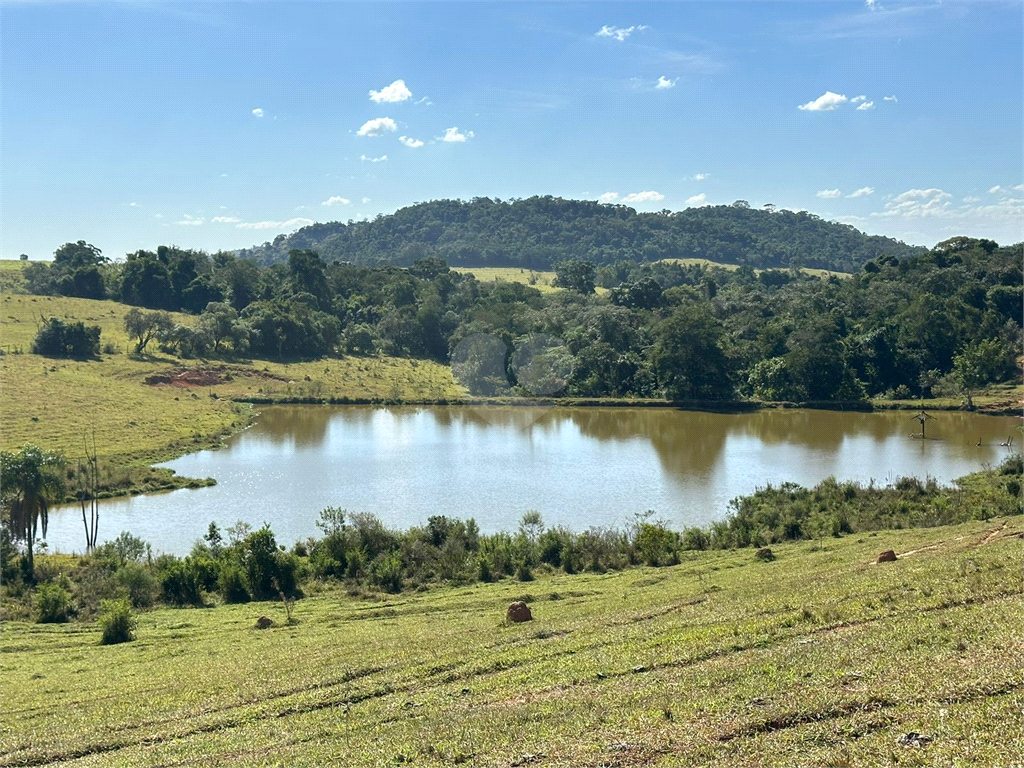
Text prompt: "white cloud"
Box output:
[[798, 91, 848, 111], [414, 96, 433, 106], [856, 101, 875, 110], [816, 189, 843, 199], [962, 196, 981, 203], [655, 76, 678, 90], [865, 0, 877, 8], [847, 187, 875, 198], [686, 193, 707, 206], [369, 79, 412, 103], [439, 126, 474, 143], [220, 173, 229, 178], [177, 215, 204, 226], [154, 214, 164, 219], [1014, 185, 1024, 192], [596, 24, 647, 42], [236, 217, 314, 230], [621, 190, 664, 204], [127, 202, 140, 207], [598, 192, 620, 204], [988, 185, 1003, 194], [892, 188, 951, 203], [883, 95, 898, 102], [360, 154, 388, 163], [692, 173, 709, 181], [851, 95, 867, 103], [873, 188, 952, 218], [399, 135, 425, 148], [211, 216, 241, 224], [321, 196, 351, 207], [252, 108, 264, 118], [361, 197, 371, 204], [356, 117, 397, 136]]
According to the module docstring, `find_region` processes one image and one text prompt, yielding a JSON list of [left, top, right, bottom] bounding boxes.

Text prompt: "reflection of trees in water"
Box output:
[[558, 408, 730, 480], [251, 406, 336, 448]]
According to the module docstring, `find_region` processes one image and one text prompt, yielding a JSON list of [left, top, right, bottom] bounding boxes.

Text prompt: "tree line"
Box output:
[[22, 235, 1022, 405]]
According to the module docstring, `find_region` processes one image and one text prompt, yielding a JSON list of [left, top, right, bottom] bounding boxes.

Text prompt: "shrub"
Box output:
[[115, 562, 159, 608], [35, 582, 74, 623], [239, 526, 282, 600], [98, 598, 137, 645], [370, 552, 403, 593], [95, 531, 150, 568], [218, 565, 250, 603], [31, 317, 101, 359], [160, 560, 204, 607]]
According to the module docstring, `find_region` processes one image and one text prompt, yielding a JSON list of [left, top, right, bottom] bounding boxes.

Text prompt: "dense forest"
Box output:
[[236, 196, 925, 273], [20, 235, 1022, 404]]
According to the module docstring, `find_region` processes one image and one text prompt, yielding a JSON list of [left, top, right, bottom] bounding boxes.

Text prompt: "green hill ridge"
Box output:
[[237, 196, 925, 273]]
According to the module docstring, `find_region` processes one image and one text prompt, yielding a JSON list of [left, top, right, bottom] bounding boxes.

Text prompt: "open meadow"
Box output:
[[1, 515, 1020, 767], [0, 291, 466, 469]]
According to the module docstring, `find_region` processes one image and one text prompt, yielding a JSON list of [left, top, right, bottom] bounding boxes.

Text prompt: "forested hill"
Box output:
[[236, 196, 925, 272]]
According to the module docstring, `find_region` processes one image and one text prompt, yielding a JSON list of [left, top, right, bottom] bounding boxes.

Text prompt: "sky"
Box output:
[[2, 1, 1022, 261]]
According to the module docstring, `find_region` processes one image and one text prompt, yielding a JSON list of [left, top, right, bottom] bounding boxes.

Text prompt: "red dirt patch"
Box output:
[[144, 366, 288, 388]]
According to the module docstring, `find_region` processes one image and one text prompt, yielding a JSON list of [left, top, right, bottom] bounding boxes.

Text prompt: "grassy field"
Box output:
[[452, 266, 562, 294], [1, 514, 1020, 767], [0, 292, 466, 474], [658, 258, 852, 279]]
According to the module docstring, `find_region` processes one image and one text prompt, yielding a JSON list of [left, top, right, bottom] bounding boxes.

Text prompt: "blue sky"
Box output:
[[2, 1, 1022, 261]]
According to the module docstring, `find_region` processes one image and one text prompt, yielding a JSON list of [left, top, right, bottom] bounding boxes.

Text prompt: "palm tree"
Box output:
[[1, 445, 65, 580]]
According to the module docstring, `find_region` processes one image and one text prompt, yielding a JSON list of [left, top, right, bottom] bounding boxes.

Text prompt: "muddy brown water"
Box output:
[[48, 406, 1021, 556]]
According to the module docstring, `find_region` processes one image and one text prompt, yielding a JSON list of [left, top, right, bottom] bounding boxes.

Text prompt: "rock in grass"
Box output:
[[876, 550, 898, 563], [255, 616, 274, 629], [755, 547, 775, 561], [506, 601, 532, 623], [897, 732, 933, 747]]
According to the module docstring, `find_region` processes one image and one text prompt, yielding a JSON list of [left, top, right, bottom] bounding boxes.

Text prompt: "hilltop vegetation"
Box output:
[[236, 196, 924, 273]]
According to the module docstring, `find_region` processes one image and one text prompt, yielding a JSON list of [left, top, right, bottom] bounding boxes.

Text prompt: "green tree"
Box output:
[[650, 303, 733, 400], [553, 259, 597, 294], [0, 445, 66, 581], [53, 240, 106, 270], [123, 308, 173, 354], [951, 338, 1006, 410]]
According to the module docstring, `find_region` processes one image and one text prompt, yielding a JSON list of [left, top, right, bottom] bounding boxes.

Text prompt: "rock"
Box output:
[[255, 615, 274, 629], [876, 549, 898, 563], [897, 732, 933, 747], [506, 601, 533, 623], [755, 547, 775, 561]]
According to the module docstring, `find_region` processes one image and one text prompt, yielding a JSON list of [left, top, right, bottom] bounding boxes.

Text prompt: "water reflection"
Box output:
[[46, 405, 1020, 557]]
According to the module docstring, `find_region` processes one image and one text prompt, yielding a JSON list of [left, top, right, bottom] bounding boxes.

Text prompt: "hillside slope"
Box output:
[[237, 197, 924, 273], [1, 515, 1020, 767]]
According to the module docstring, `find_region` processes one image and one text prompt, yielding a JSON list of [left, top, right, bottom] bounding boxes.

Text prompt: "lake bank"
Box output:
[[45, 405, 1022, 557]]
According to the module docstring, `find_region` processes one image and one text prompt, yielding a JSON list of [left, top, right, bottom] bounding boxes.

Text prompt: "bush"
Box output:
[[160, 560, 204, 607], [218, 565, 250, 603], [31, 317, 101, 359], [115, 562, 159, 608], [370, 552, 403, 593], [35, 582, 74, 623], [98, 598, 137, 644], [95, 531, 150, 568]]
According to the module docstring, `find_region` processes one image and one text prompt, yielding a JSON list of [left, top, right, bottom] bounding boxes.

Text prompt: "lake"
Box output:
[[47, 405, 1021, 556]]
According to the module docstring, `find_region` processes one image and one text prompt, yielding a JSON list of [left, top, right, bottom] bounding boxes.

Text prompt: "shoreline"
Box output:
[[60, 396, 1022, 506]]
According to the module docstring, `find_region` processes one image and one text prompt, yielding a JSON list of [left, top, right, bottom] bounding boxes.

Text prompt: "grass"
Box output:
[[0, 293, 467, 491], [872, 382, 1024, 415], [451, 267, 609, 295], [1, 514, 1020, 766], [658, 258, 852, 279]]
